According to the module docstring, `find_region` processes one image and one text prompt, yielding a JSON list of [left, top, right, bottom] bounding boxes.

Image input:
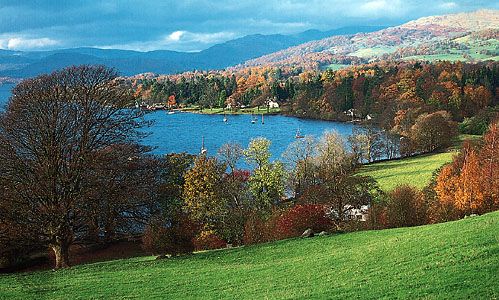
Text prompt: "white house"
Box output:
[[267, 100, 279, 108]]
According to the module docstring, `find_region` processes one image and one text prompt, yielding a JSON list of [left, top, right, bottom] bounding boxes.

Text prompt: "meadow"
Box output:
[[358, 134, 481, 191], [1, 211, 497, 299]]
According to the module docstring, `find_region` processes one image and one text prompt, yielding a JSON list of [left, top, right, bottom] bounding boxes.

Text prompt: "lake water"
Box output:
[[0, 84, 358, 159], [142, 111, 356, 158], [0, 84, 14, 109]]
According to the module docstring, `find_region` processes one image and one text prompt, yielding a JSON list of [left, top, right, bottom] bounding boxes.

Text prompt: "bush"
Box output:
[[142, 216, 197, 256], [243, 212, 279, 245], [193, 230, 227, 251], [367, 201, 389, 230], [459, 106, 498, 135], [386, 185, 427, 228], [275, 204, 332, 239]]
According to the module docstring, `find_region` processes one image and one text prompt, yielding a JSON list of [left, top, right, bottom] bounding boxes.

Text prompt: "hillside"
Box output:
[[240, 9, 499, 70], [358, 152, 454, 191], [1, 211, 497, 299], [0, 26, 383, 78], [358, 134, 484, 191]]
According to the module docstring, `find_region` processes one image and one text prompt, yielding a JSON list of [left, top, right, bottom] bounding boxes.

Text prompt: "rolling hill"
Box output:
[[0, 26, 384, 78], [0, 211, 497, 299], [239, 9, 499, 70]]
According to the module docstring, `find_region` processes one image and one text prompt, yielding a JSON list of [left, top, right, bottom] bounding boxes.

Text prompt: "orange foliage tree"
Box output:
[[435, 123, 499, 215]]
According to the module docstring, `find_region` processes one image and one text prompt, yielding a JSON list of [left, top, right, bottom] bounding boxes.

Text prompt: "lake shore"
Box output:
[[179, 106, 281, 115]]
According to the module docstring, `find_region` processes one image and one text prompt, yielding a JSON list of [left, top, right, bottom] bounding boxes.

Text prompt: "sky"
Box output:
[[0, 0, 497, 52]]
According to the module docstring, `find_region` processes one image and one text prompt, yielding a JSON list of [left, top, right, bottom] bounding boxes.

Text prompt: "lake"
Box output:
[[0, 84, 14, 109], [142, 111, 356, 158], [0, 84, 358, 158]]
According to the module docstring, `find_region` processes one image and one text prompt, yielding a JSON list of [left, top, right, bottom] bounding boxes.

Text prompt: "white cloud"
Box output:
[[167, 31, 186, 42], [352, 0, 408, 18], [100, 31, 236, 52], [439, 2, 458, 9], [0, 37, 60, 50], [164, 31, 235, 44]]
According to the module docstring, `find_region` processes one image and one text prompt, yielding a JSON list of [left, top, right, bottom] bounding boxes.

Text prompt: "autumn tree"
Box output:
[[85, 144, 161, 244], [409, 111, 458, 153], [0, 65, 146, 269], [289, 131, 380, 227], [282, 136, 318, 199], [183, 155, 226, 228], [244, 138, 286, 213], [386, 185, 427, 228], [435, 123, 499, 215]]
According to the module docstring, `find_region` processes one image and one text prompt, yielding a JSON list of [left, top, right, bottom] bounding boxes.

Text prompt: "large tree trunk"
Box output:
[[51, 240, 70, 269]]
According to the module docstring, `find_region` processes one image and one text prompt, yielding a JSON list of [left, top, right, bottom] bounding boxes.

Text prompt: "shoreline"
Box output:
[[179, 107, 281, 116]]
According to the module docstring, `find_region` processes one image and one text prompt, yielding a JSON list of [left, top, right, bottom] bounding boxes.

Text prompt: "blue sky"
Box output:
[[0, 0, 497, 52]]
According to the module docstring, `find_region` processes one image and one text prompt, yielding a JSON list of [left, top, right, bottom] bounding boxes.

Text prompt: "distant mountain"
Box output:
[[239, 9, 499, 70], [0, 26, 385, 78]]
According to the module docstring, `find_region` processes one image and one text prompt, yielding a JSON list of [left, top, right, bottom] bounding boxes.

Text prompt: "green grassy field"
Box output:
[[358, 134, 481, 191], [1, 211, 497, 299], [358, 152, 455, 191]]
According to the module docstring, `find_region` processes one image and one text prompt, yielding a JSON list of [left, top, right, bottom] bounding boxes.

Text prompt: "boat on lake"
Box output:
[[295, 128, 304, 138]]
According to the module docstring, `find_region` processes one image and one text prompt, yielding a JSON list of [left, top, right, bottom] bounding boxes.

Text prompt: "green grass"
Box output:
[[358, 134, 481, 191], [322, 63, 350, 71], [181, 106, 281, 115], [1, 211, 498, 299], [358, 152, 455, 191]]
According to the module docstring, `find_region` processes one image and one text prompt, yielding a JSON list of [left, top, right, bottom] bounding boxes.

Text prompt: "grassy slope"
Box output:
[[357, 152, 454, 191], [358, 134, 481, 191], [1, 212, 498, 299]]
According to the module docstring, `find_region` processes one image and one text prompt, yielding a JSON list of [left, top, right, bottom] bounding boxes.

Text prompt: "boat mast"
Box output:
[[200, 136, 207, 155]]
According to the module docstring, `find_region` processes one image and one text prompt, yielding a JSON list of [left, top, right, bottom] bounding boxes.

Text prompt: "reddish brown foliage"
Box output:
[[274, 204, 332, 239], [435, 123, 499, 215], [142, 217, 197, 256], [193, 230, 227, 251]]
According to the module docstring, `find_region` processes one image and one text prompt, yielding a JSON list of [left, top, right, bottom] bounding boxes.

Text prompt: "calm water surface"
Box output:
[[142, 111, 357, 158], [0, 84, 358, 158]]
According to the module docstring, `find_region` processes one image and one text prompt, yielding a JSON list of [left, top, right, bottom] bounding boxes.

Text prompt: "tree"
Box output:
[[282, 136, 318, 199], [183, 155, 226, 227], [409, 111, 457, 153], [244, 138, 286, 212], [386, 185, 427, 228], [0, 65, 145, 269], [296, 131, 380, 226], [435, 124, 499, 215], [85, 144, 161, 244]]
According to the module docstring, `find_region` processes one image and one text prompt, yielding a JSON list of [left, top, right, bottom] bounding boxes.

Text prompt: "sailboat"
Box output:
[[200, 136, 207, 155], [251, 114, 256, 124], [261, 114, 264, 124], [223, 113, 228, 123], [295, 128, 304, 139]]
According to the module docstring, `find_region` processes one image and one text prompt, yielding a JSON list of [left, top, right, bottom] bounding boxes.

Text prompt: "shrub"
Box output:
[[243, 212, 279, 245], [386, 185, 427, 228], [462, 107, 499, 135], [367, 201, 389, 230], [275, 204, 332, 239], [142, 216, 197, 256], [193, 230, 227, 251]]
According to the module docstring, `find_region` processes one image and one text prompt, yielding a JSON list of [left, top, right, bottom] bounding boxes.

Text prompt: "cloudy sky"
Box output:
[[0, 0, 496, 52]]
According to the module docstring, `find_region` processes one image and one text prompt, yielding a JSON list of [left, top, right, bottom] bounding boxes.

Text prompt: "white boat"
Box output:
[[295, 128, 304, 139], [223, 113, 228, 122]]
